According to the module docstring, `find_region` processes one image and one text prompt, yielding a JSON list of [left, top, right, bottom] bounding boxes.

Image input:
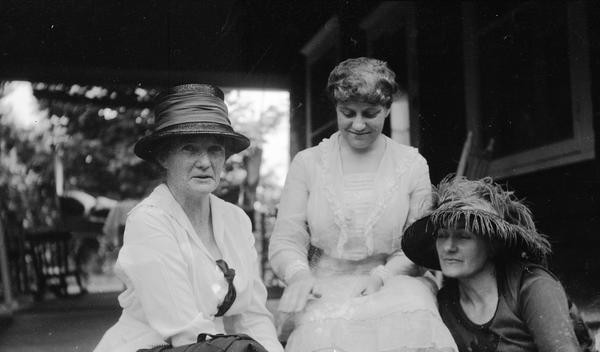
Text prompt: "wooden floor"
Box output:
[[0, 292, 121, 352], [0, 274, 598, 352]]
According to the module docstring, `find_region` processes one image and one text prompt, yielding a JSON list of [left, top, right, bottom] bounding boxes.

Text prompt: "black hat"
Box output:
[[134, 84, 250, 161], [402, 176, 551, 270]]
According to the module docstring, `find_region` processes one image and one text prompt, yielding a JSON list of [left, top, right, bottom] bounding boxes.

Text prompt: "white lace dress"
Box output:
[[269, 133, 457, 352]]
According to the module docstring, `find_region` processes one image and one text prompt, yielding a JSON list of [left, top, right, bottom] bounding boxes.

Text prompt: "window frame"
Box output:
[[462, 1, 594, 179]]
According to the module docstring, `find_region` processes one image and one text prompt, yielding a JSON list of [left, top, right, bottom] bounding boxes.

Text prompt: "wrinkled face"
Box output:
[[435, 227, 492, 280], [159, 136, 226, 198], [336, 101, 389, 151]]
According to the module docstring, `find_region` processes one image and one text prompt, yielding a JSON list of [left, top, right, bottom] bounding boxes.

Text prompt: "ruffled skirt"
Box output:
[[284, 274, 457, 352]]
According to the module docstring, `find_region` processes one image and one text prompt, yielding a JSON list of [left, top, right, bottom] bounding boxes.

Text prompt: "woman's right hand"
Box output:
[[278, 271, 321, 313]]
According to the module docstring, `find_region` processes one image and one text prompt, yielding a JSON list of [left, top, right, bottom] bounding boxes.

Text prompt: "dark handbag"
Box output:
[[568, 300, 597, 352], [137, 333, 269, 352]]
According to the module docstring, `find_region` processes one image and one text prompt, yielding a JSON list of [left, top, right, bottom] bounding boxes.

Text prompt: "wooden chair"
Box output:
[[457, 131, 495, 180], [25, 230, 85, 300], [2, 210, 28, 296]]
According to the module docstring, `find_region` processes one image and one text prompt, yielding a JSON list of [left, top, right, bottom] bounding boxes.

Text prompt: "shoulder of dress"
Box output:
[[520, 263, 560, 288], [127, 200, 167, 221], [288, 147, 324, 177], [128, 192, 186, 231], [121, 204, 179, 247], [385, 141, 428, 175], [386, 139, 421, 158], [293, 146, 320, 162], [129, 186, 173, 215], [503, 261, 554, 282], [498, 262, 561, 305]]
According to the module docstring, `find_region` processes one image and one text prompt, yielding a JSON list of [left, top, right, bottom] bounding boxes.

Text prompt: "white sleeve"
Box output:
[[404, 153, 432, 230], [268, 152, 312, 283], [119, 207, 218, 346], [390, 152, 432, 276], [226, 211, 284, 352]]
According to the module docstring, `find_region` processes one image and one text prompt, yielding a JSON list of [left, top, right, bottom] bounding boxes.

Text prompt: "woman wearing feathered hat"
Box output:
[[402, 175, 592, 352], [94, 84, 283, 352]]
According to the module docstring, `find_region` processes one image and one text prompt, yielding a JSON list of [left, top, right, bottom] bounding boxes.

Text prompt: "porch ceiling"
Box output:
[[0, 0, 344, 87]]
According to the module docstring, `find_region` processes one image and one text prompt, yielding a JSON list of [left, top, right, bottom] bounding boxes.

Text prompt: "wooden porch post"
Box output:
[[0, 218, 13, 312]]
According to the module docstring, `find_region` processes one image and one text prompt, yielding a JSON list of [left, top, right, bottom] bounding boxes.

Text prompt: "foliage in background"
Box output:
[[226, 90, 289, 212], [0, 82, 59, 230], [0, 82, 288, 231], [36, 83, 163, 200]]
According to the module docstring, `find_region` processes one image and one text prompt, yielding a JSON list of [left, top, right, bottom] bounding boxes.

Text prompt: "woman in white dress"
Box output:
[[269, 58, 457, 352], [94, 84, 283, 352]]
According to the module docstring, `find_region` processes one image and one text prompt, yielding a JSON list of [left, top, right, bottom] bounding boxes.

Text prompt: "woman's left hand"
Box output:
[[352, 275, 384, 297]]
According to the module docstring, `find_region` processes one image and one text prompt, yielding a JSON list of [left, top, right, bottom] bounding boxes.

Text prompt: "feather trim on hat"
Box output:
[[429, 176, 551, 263]]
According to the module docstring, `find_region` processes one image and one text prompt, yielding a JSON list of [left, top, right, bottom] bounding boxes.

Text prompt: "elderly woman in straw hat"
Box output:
[[94, 84, 283, 352], [402, 176, 593, 352]]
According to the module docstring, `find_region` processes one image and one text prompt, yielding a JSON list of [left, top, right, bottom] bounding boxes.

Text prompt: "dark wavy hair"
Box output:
[[326, 57, 399, 108]]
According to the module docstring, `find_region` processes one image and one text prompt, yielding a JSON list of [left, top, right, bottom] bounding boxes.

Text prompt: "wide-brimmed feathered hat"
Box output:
[[401, 175, 551, 270], [134, 84, 250, 162]]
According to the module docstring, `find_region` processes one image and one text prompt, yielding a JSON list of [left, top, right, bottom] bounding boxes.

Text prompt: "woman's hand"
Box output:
[[351, 275, 384, 297], [278, 271, 321, 313]]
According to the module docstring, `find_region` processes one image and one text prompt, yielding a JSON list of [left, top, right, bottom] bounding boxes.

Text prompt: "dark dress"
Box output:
[[437, 262, 581, 352]]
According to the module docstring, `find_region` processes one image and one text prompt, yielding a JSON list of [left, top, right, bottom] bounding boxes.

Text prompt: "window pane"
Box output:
[[477, 1, 572, 157]]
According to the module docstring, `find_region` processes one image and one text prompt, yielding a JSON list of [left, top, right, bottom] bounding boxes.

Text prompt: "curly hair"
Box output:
[[326, 57, 399, 108]]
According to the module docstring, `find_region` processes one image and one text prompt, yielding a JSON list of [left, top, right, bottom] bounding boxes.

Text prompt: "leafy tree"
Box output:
[[1, 82, 289, 233], [36, 83, 162, 200], [225, 90, 288, 211], [0, 81, 60, 230]]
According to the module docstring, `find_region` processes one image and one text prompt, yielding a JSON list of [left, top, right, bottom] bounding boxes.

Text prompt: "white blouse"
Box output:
[[94, 184, 283, 352], [341, 173, 378, 255], [269, 132, 432, 282]]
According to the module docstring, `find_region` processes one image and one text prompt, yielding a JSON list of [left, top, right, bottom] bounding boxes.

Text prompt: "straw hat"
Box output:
[[134, 84, 250, 161], [401, 176, 551, 270]]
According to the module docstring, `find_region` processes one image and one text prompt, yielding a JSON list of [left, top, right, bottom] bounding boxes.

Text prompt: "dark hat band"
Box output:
[[155, 91, 230, 130]]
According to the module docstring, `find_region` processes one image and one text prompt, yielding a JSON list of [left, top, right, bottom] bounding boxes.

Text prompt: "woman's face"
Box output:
[[435, 227, 492, 280], [336, 101, 389, 151], [159, 136, 226, 198]]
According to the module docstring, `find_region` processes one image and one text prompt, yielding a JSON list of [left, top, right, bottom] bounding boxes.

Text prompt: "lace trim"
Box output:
[[318, 134, 352, 258], [318, 133, 419, 259], [361, 151, 416, 255]]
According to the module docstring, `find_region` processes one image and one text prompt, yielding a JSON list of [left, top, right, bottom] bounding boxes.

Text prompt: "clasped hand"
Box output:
[[278, 272, 386, 314]]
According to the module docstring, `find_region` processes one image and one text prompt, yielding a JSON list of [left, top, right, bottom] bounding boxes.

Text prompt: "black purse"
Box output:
[[137, 333, 269, 352], [568, 298, 597, 352]]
